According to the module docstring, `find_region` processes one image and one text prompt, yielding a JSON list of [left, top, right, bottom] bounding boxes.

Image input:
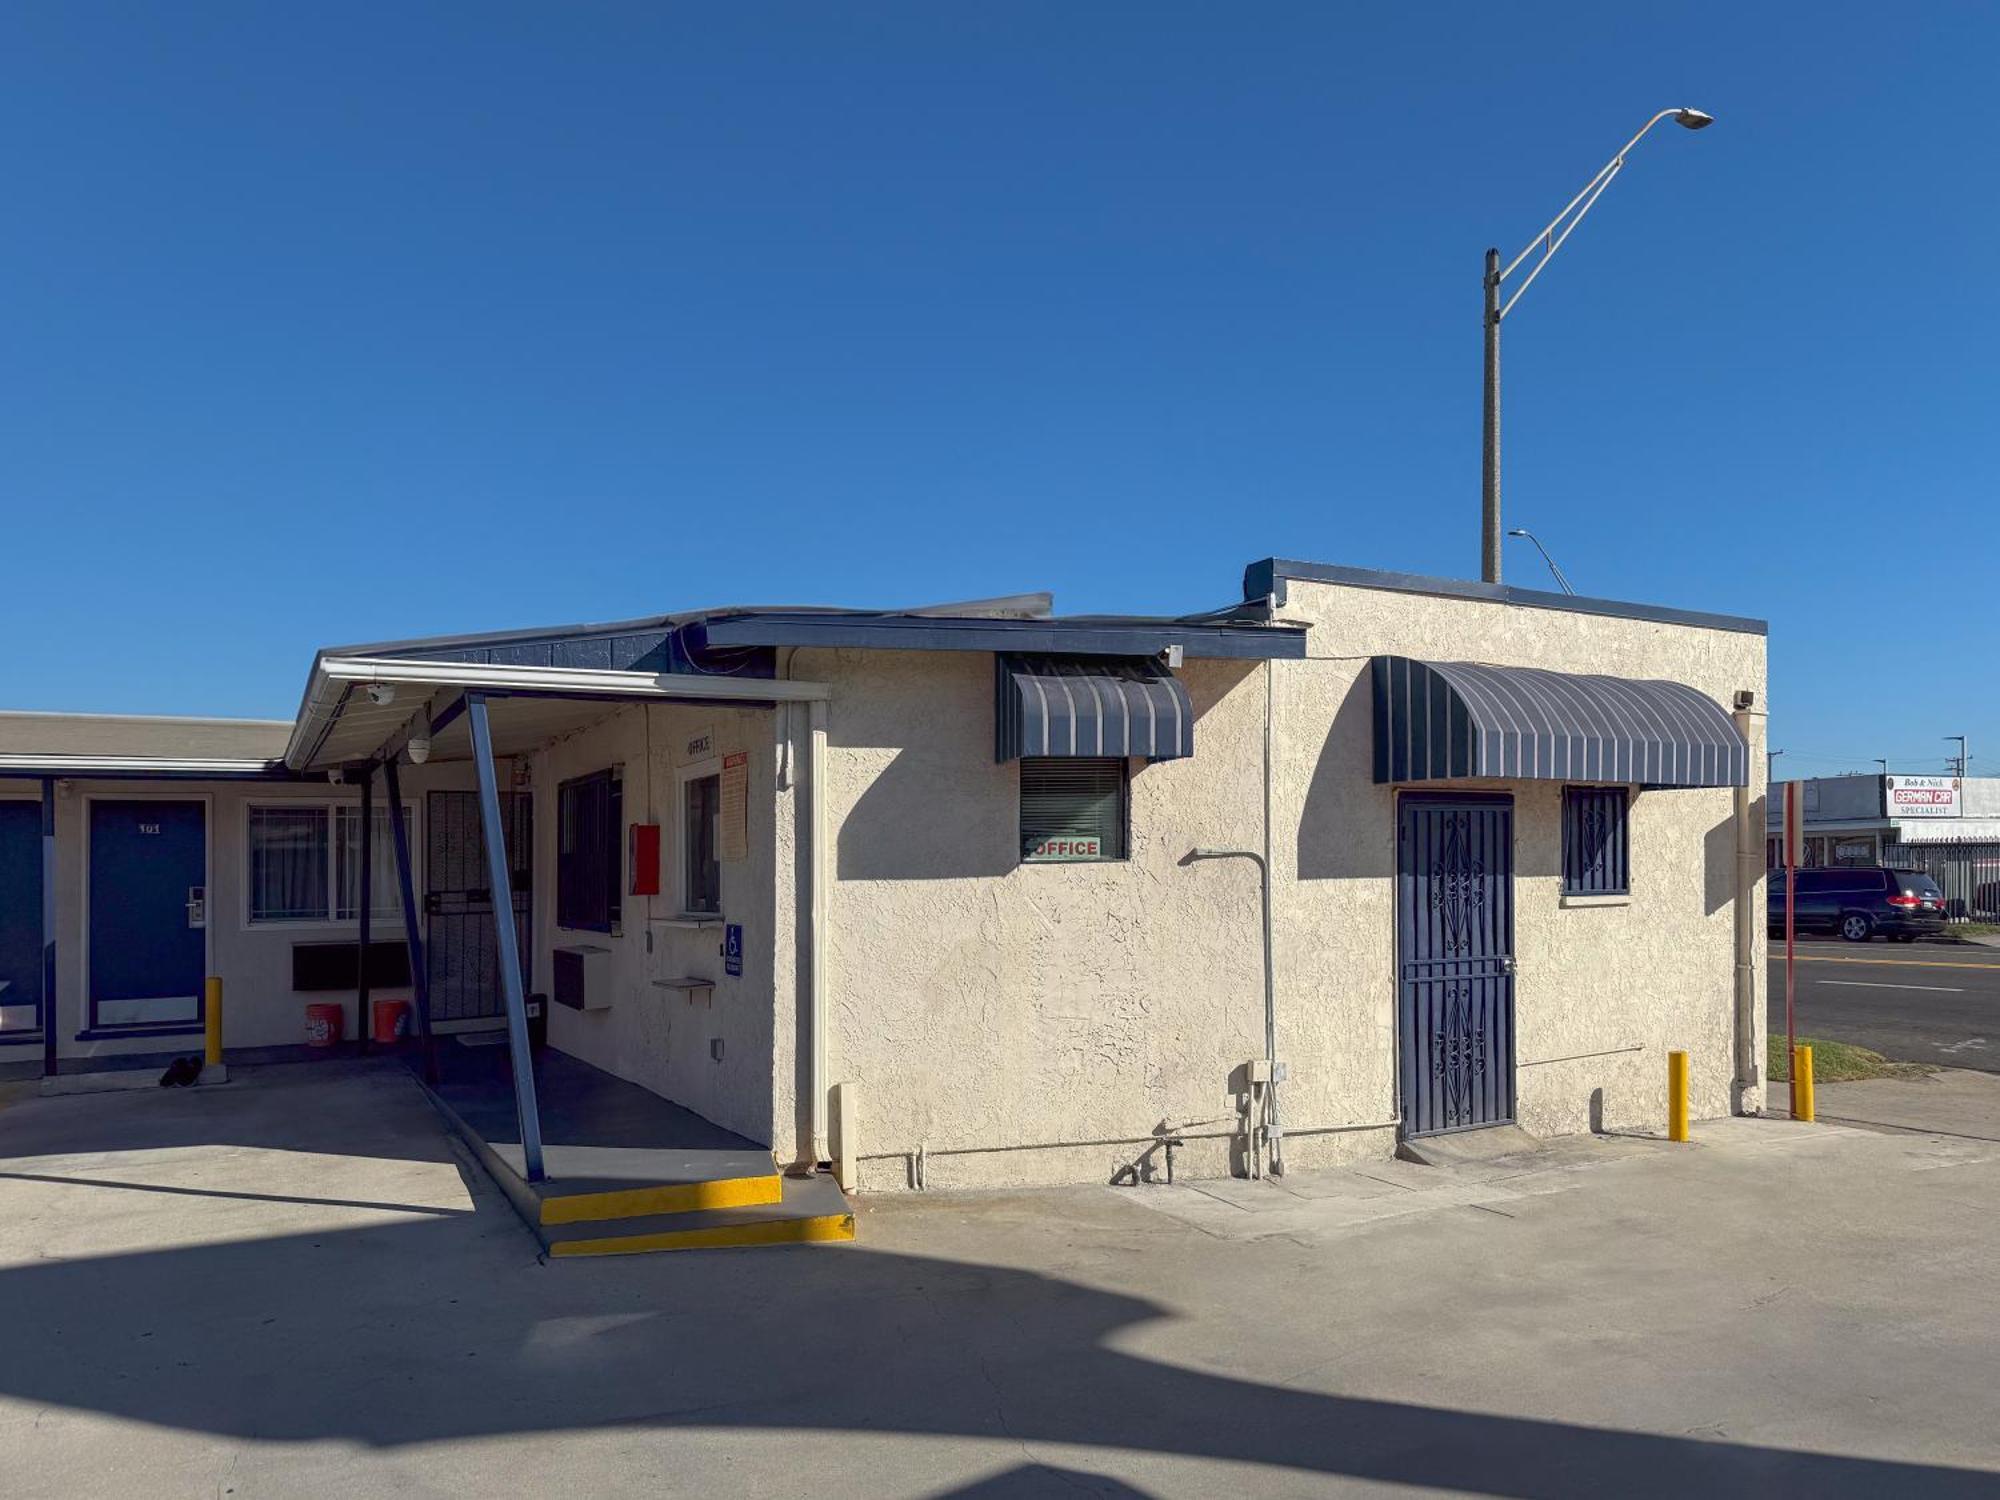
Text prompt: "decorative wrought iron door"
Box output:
[[1398, 794, 1515, 1136], [425, 790, 532, 1025]]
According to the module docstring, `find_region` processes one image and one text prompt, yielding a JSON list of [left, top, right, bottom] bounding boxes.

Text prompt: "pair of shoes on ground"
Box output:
[[158, 1055, 202, 1087]]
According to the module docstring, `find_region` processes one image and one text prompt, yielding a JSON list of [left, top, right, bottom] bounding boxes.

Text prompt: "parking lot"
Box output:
[[3, 1058, 2000, 1497]]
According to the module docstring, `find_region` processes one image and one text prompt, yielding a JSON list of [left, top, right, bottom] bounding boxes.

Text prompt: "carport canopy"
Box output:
[[282, 654, 833, 1185], [1372, 655, 1749, 789]]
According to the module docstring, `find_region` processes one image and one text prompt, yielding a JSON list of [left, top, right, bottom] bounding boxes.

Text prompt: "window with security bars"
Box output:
[[1563, 786, 1630, 896], [1020, 757, 1128, 863], [557, 768, 623, 932]]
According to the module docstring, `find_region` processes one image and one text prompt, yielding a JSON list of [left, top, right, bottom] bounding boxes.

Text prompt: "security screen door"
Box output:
[[1397, 793, 1517, 1136], [425, 790, 532, 1026]]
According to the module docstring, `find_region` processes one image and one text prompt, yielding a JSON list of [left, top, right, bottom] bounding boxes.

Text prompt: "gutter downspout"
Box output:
[[1262, 659, 1283, 1175], [807, 696, 831, 1166], [1732, 705, 1763, 1114]]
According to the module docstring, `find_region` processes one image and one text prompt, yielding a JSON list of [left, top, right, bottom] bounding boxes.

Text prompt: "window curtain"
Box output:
[[336, 805, 408, 921], [248, 806, 328, 922]]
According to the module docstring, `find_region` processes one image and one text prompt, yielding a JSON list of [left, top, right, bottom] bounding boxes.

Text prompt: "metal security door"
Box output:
[[425, 790, 532, 1026], [1398, 793, 1516, 1136]]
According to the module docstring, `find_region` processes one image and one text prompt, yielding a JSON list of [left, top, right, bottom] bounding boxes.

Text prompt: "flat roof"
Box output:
[[1245, 559, 1767, 637], [0, 711, 292, 768]]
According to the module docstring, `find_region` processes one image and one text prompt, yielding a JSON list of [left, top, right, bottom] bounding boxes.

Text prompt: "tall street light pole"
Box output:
[[1481, 107, 1715, 583]]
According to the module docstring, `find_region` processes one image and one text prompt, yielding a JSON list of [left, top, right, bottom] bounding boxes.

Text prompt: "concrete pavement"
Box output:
[[1769, 1065, 2000, 1140], [3, 1060, 2000, 1497]]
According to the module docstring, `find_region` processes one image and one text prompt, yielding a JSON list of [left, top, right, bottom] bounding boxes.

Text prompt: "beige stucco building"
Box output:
[[0, 557, 1767, 1199]]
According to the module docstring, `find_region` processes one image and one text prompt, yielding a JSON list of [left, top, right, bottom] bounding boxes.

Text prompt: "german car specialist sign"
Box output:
[[1886, 774, 1961, 817]]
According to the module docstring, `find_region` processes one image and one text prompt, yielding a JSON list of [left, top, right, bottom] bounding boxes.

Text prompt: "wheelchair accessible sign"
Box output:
[[724, 922, 743, 977]]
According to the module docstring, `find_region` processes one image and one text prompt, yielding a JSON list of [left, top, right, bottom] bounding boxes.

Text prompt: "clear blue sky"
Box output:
[[1, 4, 1992, 774]]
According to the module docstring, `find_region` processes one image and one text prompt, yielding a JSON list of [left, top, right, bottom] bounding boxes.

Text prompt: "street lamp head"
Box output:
[[1507, 528, 1530, 538], [1674, 108, 1715, 130]]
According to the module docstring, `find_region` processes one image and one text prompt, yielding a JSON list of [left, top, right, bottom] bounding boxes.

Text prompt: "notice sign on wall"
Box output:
[[719, 751, 749, 861], [1886, 774, 1961, 818]]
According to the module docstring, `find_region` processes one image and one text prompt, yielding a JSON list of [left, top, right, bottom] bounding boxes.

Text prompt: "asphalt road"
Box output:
[[1768, 934, 2000, 1073]]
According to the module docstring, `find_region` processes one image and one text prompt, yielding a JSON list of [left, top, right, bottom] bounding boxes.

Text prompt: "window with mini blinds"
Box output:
[[1020, 757, 1128, 863], [1562, 785, 1630, 896]]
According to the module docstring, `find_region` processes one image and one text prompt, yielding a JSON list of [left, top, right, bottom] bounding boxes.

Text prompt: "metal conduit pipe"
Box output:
[[807, 697, 831, 1167], [855, 1118, 1404, 1188], [1732, 705, 1765, 1112]]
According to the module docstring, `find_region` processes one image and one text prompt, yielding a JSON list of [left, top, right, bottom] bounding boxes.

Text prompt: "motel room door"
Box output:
[[87, 799, 207, 1031], [1397, 793, 1516, 1137], [0, 801, 43, 1037], [424, 789, 532, 1029]]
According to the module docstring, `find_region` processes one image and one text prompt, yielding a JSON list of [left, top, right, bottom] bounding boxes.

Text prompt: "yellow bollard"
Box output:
[[1667, 1050, 1690, 1142], [1794, 1045, 1815, 1123], [200, 976, 226, 1084]]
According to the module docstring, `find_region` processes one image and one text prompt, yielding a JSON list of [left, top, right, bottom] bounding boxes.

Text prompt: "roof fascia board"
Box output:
[[287, 658, 831, 770], [1243, 558, 1767, 637], [319, 657, 830, 699], [701, 616, 1307, 660], [0, 755, 297, 779]]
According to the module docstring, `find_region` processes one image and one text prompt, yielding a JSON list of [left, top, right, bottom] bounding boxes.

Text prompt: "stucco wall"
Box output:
[[797, 646, 1289, 1191], [5, 766, 478, 1067], [534, 701, 782, 1149], [1273, 577, 1768, 1141], [791, 576, 1765, 1190]]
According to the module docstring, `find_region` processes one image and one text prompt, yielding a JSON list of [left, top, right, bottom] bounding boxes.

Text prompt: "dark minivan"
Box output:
[[1768, 866, 1949, 942]]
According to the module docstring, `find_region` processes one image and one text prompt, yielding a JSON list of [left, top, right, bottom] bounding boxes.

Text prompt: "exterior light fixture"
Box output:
[[1480, 106, 1716, 582]]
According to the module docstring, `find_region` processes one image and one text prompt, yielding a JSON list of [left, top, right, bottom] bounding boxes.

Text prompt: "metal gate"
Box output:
[[425, 790, 533, 1026], [1883, 841, 2000, 920], [1398, 793, 1516, 1136]]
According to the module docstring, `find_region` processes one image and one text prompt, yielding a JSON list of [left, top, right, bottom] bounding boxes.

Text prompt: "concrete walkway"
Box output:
[[1768, 1064, 2000, 1140], [2, 1065, 1998, 1497]]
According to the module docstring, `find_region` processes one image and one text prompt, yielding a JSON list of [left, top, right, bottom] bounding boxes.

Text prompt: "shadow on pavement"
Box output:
[[0, 1208, 1991, 1498]]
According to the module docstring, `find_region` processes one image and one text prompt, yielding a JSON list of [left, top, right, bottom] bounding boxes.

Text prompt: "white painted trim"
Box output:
[[81, 793, 213, 1036], [675, 757, 723, 919], [0, 755, 277, 774], [96, 995, 200, 1026], [288, 656, 833, 771]]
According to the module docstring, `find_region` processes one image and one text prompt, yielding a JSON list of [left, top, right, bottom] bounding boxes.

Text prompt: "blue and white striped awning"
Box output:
[[1372, 656, 1748, 788], [995, 655, 1194, 762]]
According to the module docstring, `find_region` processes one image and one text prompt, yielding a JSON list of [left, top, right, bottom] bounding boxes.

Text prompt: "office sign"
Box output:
[[1886, 775, 1960, 818], [1027, 835, 1101, 862]]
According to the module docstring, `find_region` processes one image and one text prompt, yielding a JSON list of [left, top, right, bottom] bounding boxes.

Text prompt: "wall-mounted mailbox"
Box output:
[[630, 822, 661, 896], [553, 943, 613, 1011]]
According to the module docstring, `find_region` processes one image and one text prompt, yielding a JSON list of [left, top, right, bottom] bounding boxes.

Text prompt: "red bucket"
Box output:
[[305, 1002, 344, 1047], [370, 998, 411, 1044]]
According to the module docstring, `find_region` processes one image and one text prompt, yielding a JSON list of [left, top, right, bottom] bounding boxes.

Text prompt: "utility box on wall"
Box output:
[[630, 823, 661, 896], [553, 944, 613, 1011]]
